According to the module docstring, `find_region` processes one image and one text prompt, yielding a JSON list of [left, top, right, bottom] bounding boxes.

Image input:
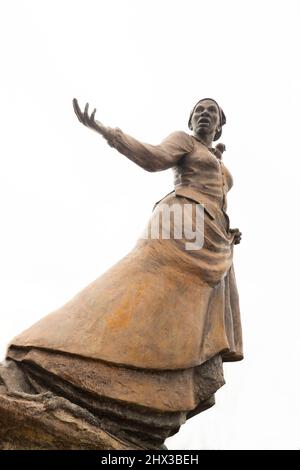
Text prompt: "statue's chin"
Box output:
[[195, 128, 211, 139]]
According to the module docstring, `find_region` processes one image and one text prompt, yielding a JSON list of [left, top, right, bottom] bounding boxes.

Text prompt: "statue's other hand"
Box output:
[[215, 143, 226, 159], [73, 98, 108, 137], [229, 228, 242, 245]]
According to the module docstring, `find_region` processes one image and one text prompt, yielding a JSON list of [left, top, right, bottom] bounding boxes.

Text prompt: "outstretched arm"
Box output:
[[73, 99, 193, 172]]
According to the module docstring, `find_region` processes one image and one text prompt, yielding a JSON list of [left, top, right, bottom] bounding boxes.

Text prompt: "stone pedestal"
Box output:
[[0, 362, 138, 450]]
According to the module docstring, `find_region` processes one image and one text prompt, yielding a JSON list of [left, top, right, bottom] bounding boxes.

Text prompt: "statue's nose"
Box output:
[[200, 111, 210, 117]]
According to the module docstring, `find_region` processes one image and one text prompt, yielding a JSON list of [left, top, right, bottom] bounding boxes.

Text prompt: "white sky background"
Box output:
[[0, 0, 299, 450]]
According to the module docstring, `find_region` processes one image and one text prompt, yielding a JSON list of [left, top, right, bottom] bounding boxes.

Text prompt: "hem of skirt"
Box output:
[[221, 352, 244, 362], [7, 344, 243, 371]]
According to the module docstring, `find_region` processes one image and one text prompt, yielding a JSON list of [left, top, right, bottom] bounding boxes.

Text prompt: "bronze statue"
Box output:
[[0, 97, 243, 450]]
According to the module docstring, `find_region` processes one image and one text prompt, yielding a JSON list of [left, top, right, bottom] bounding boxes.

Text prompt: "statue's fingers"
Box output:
[[83, 103, 89, 124], [91, 108, 97, 121], [73, 98, 84, 123]]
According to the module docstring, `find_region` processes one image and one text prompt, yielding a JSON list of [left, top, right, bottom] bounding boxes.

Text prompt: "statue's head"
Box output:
[[188, 98, 226, 142]]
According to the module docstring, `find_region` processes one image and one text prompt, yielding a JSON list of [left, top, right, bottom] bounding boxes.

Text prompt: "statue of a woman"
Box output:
[[1, 98, 243, 450]]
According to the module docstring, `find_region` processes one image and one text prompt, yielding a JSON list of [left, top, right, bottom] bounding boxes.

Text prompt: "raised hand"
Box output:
[[72, 98, 108, 137]]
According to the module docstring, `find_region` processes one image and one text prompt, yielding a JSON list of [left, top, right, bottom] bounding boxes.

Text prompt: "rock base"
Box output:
[[0, 361, 138, 450]]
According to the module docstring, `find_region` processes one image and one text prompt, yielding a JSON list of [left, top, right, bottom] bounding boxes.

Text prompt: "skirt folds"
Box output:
[[6, 193, 243, 448], [6, 348, 225, 449]]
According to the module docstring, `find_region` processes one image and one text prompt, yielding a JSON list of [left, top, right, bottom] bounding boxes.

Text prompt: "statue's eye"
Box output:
[[208, 106, 217, 113], [195, 106, 204, 113]]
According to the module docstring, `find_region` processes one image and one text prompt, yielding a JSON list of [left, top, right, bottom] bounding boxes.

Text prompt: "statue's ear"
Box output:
[[220, 109, 226, 126], [214, 107, 226, 140]]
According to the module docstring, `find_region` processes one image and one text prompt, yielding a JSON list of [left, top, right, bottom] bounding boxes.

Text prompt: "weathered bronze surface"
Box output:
[[0, 98, 243, 450]]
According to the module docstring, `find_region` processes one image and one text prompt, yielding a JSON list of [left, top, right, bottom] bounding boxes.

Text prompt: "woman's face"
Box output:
[[190, 99, 220, 138]]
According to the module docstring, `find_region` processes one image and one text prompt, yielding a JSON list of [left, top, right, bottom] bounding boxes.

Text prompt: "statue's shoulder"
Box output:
[[167, 130, 192, 139], [163, 130, 194, 149]]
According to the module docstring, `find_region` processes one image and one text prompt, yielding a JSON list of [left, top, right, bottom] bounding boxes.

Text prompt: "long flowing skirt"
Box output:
[[6, 192, 243, 448]]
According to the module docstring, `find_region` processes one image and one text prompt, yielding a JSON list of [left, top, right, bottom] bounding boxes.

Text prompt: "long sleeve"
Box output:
[[105, 127, 194, 172]]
